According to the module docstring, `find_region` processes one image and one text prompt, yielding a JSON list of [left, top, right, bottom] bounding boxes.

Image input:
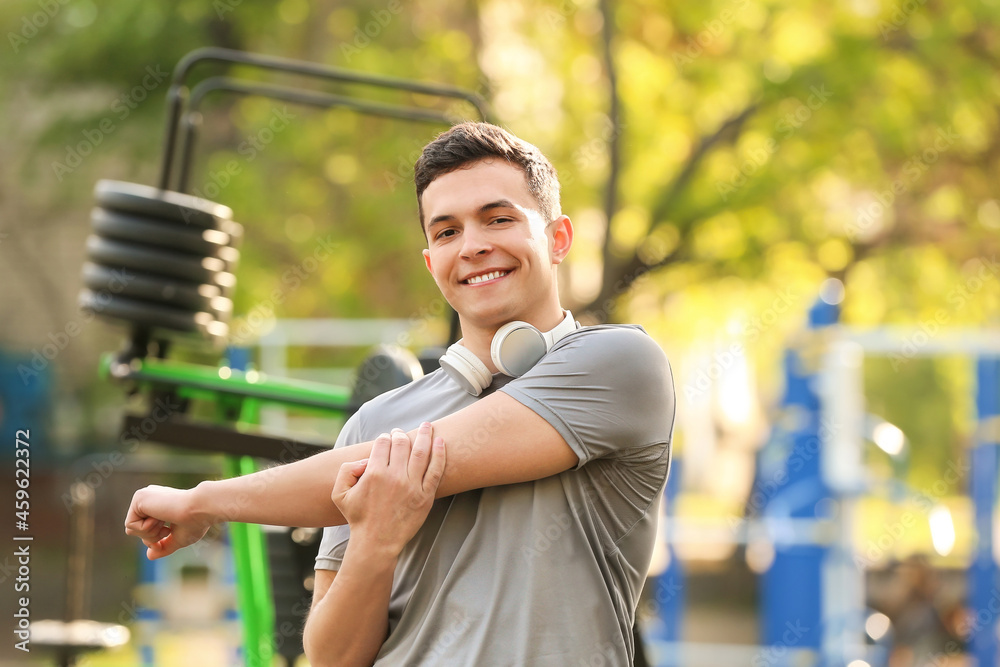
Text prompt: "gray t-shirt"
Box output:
[[315, 325, 675, 666]]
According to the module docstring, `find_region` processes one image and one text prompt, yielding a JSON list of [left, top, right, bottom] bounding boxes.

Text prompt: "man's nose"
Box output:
[[460, 227, 492, 258]]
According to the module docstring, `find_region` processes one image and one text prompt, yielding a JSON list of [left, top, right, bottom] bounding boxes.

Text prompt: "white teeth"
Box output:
[[467, 270, 507, 285]]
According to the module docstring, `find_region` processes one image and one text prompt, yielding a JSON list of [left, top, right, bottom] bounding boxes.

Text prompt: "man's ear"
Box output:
[[422, 248, 433, 273], [550, 215, 573, 264]]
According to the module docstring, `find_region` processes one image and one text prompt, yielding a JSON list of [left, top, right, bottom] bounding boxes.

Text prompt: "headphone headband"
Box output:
[[542, 310, 578, 348], [441, 311, 579, 395]]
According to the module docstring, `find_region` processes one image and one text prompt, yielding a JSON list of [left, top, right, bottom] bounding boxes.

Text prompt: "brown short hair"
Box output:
[[414, 122, 561, 232]]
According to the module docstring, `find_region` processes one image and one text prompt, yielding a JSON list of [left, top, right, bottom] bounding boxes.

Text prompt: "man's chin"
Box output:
[[460, 306, 521, 331]]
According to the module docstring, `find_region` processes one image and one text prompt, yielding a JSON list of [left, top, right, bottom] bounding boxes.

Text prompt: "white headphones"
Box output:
[[440, 310, 579, 396]]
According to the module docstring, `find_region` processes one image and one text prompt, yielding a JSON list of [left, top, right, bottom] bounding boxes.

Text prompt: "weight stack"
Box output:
[[266, 527, 321, 665], [79, 180, 243, 348]]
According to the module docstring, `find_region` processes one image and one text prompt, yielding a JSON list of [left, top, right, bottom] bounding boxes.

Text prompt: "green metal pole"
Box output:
[[100, 353, 352, 665], [224, 397, 275, 667], [224, 456, 275, 666]]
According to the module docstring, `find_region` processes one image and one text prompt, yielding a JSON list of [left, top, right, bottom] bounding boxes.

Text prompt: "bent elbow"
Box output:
[[303, 625, 377, 667], [302, 621, 332, 667]]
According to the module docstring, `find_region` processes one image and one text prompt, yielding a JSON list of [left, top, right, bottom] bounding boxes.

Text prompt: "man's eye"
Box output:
[[491, 217, 513, 225], [436, 229, 457, 240]]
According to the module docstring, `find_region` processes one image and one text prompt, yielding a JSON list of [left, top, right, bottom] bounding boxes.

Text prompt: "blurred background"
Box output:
[[1, 0, 999, 665]]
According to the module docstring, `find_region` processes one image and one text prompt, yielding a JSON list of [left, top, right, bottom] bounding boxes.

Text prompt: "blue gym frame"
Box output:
[[971, 357, 1000, 666], [761, 298, 1000, 666], [759, 296, 837, 661], [647, 291, 1000, 667]]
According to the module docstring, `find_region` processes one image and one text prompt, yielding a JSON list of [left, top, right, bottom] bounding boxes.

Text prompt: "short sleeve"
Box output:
[[314, 411, 364, 572], [499, 325, 675, 467], [315, 524, 351, 571]]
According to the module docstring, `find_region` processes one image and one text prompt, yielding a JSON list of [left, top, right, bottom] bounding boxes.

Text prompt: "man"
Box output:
[[125, 122, 675, 666]]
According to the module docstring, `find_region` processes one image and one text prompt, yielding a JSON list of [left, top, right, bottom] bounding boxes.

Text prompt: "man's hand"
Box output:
[[304, 425, 443, 667], [332, 423, 446, 556], [124, 484, 214, 560]]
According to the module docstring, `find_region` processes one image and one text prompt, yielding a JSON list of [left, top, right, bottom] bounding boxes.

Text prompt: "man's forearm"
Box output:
[[304, 542, 395, 667], [194, 441, 374, 527], [193, 393, 574, 528], [127, 391, 576, 560]]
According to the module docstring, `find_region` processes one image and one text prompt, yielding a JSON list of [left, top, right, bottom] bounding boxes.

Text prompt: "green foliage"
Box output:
[[3, 0, 998, 475]]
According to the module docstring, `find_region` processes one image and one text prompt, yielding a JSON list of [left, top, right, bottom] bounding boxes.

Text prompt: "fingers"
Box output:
[[124, 496, 144, 537], [137, 524, 169, 552], [332, 459, 368, 503], [124, 490, 167, 559], [124, 488, 164, 541], [124, 515, 155, 539], [422, 436, 447, 494], [337, 459, 367, 487], [369, 432, 391, 469], [389, 428, 410, 473], [140, 522, 170, 544], [406, 423, 433, 482], [147, 533, 180, 561], [124, 485, 213, 560], [139, 523, 179, 560]]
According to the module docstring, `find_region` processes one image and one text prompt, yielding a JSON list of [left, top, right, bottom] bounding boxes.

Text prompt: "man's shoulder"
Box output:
[[553, 323, 667, 365], [561, 322, 652, 342], [355, 368, 446, 412], [353, 368, 472, 433], [511, 322, 673, 407]]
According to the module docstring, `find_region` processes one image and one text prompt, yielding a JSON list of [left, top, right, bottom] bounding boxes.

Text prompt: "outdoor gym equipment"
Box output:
[[81, 47, 486, 357], [80, 181, 238, 344], [644, 281, 1000, 667], [77, 47, 488, 666]]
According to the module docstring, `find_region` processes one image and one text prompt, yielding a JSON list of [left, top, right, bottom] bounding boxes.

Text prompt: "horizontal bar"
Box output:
[[830, 327, 1000, 355], [669, 517, 836, 547], [162, 47, 490, 189], [172, 47, 489, 118], [647, 640, 819, 667], [977, 415, 1000, 444], [189, 77, 460, 124], [257, 318, 420, 347], [122, 415, 332, 461], [177, 77, 461, 191], [104, 353, 354, 412]]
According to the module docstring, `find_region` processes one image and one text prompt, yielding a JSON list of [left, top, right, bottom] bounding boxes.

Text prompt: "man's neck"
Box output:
[[459, 307, 566, 374]]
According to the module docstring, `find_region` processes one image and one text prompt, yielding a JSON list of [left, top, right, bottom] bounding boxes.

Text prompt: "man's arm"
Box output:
[[125, 440, 379, 559], [126, 391, 577, 558], [429, 391, 576, 496], [304, 564, 389, 667], [303, 425, 445, 667]]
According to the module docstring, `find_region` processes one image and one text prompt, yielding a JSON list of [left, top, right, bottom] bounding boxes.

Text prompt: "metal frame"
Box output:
[[253, 318, 433, 434], [176, 76, 476, 193], [105, 349, 354, 667], [158, 47, 480, 348], [817, 328, 1000, 667], [159, 47, 490, 191], [107, 47, 489, 666], [645, 298, 1000, 667]]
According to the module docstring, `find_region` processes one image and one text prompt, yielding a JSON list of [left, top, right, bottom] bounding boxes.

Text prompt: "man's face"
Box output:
[[421, 159, 571, 333]]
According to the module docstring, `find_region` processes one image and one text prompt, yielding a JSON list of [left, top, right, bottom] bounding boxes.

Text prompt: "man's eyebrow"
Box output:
[[480, 199, 518, 213], [427, 200, 519, 229], [427, 214, 455, 229]]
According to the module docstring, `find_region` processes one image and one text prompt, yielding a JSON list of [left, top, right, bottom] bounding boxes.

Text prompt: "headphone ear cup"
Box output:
[[491, 321, 547, 377], [440, 343, 493, 396]]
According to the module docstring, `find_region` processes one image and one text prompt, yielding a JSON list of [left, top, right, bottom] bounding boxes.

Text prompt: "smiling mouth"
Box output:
[[463, 270, 510, 285]]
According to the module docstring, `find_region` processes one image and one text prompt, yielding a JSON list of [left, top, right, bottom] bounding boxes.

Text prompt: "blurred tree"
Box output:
[[1, 0, 997, 475]]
